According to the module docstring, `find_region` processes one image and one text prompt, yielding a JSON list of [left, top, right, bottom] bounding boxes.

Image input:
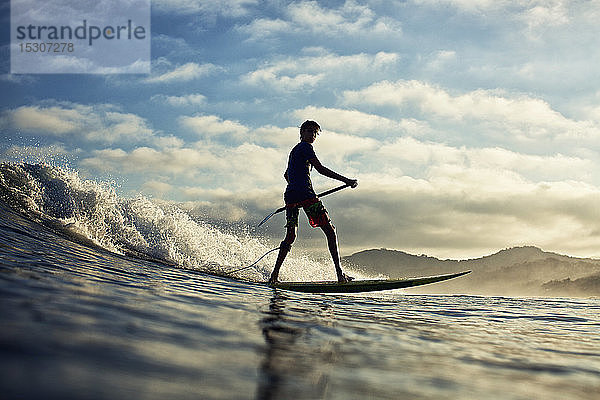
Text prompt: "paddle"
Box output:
[[257, 183, 351, 227]]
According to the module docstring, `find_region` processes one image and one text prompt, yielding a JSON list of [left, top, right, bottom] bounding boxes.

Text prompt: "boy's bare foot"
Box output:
[[337, 272, 354, 283]]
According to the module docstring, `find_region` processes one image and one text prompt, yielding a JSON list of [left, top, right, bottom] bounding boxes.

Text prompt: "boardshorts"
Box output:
[[285, 197, 330, 228]]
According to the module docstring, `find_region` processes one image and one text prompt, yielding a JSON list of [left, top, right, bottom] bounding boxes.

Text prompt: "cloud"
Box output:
[[152, 135, 185, 149], [81, 147, 220, 175], [251, 125, 300, 148], [238, 0, 402, 41], [311, 131, 379, 172], [153, 0, 257, 17], [237, 18, 290, 41], [410, 0, 581, 42], [242, 50, 400, 92], [287, 0, 397, 36], [425, 50, 457, 71], [143, 62, 221, 84], [412, 0, 568, 22], [151, 34, 204, 60], [179, 115, 249, 138], [329, 171, 600, 258], [291, 106, 415, 137], [520, 1, 569, 30], [342, 80, 600, 144], [151, 93, 207, 107], [243, 69, 324, 92], [141, 180, 174, 197], [86, 111, 154, 143], [80, 130, 288, 192], [34, 56, 150, 74], [6, 105, 81, 134], [4, 0, 600, 263], [1, 103, 155, 144]]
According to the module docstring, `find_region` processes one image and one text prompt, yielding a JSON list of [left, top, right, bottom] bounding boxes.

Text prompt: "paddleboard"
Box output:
[[269, 270, 471, 293]]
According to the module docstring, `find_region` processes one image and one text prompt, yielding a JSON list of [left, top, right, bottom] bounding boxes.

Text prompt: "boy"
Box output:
[[268, 120, 358, 284]]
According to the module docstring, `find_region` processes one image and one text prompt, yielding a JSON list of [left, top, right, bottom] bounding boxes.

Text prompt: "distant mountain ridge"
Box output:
[[342, 246, 600, 297]]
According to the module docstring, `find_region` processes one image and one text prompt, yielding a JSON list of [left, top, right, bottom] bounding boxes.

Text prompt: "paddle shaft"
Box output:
[[257, 183, 350, 227]]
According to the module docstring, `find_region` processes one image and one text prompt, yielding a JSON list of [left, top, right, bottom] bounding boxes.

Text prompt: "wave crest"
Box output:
[[0, 162, 274, 280]]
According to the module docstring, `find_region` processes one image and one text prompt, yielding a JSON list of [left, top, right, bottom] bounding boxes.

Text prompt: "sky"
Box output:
[[2, 0, 600, 260]]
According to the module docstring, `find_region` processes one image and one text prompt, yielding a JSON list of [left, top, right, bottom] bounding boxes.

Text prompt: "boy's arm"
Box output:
[[309, 157, 358, 188]]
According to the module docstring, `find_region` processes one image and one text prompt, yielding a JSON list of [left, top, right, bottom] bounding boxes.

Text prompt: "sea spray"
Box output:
[[0, 162, 352, 281]]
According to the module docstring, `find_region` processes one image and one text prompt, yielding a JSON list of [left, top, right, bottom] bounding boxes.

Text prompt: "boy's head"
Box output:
[[300, 120, 321, 143]]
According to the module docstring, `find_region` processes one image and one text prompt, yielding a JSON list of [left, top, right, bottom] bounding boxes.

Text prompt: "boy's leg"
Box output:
[[268, 226, 296, 284], [268, 207, 298, 284], [320, 221, 353, 282]]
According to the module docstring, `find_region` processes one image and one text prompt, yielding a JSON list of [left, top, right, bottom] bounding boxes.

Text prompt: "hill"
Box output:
[[342, 246, 600, 297]]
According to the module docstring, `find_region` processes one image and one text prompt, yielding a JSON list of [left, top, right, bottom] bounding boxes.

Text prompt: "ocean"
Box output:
[[1, 162, 599, 399]]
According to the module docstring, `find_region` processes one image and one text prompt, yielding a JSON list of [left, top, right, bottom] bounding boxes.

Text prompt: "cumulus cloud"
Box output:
[[292, 106, 413, 137], [80, 139, 287, 192], [410, 0, 587, 43], [425, 50, 457, 71], [1, 103, 155, 144], [520, 1, 569, 30], [242, 51, 400, 92], [179, 115, 249, 138], [153, 0, 257, 17], [141, 180, 174, 197], [7, 105, 81, 135], [251, 125, 300, 148], [81, 147, 220, 175], [151, 93, 207, 107], [330, 171, 600, 258], [144, 63, 221, 84], [152, 135, 185, 149], [238, 0, 402, 41], [311, 131, 379, 171], [342, 80, 600, 143], [412, 0, 569, 23], [237, 18, 290, 41], [373, 137, 593, 187], [243, 69, 324, 92]]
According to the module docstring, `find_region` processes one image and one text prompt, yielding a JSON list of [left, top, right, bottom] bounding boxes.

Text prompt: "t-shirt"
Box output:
[[284, 141, 317, 204]]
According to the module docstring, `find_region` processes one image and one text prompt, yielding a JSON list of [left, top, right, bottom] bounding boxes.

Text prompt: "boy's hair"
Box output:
[[300, 120, 321, 134]]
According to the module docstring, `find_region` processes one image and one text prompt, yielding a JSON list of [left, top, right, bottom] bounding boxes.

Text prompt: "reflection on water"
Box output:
[[253, 291, 600, 400], [258, 292, 327, 399]]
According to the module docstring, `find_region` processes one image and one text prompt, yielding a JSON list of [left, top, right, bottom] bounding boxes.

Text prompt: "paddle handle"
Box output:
[[316, 183, 352, 198]]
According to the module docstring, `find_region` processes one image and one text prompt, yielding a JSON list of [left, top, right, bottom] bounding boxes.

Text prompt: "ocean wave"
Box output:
[[0, 162, 277, 281]]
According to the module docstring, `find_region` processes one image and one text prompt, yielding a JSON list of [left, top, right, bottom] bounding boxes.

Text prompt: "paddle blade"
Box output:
[[257, 206, 285, 227], [257, 211, 276, 227]]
